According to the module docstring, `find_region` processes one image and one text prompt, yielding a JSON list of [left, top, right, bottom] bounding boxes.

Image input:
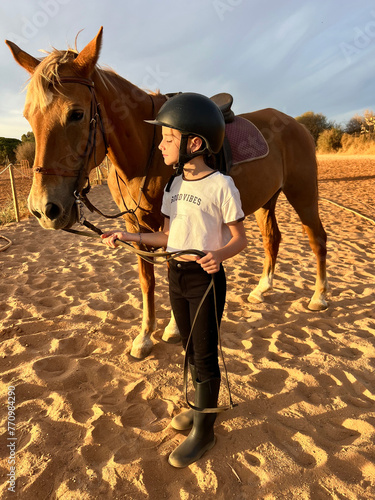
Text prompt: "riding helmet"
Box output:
[[146, 92, 225, 154]]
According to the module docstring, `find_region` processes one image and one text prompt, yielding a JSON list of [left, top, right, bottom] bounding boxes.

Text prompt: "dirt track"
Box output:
[[0, 154, 375, 499], [1, 155, 374, 224], [316, 155, 375, 222]]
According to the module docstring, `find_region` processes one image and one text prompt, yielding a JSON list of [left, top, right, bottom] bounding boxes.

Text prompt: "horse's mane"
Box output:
[[24, 48, 115, 115]]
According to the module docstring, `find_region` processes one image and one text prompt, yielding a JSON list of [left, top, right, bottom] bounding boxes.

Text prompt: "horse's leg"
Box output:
[[162, 309, 181, 343], [304, 222, 328, 311], [284, 193, 328, 311], [162, 265, 180, 343], [130, 256, 156, 358], [248, 191, 281, 303]]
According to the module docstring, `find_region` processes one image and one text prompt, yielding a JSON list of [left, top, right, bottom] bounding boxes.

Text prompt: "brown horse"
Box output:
[[6, 27, 328, 359]]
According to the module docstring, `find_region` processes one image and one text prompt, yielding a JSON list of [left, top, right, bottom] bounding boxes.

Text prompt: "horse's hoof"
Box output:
[[162, 328, 181, 344], [162, 317, 181, 343], [130, 335, 153, 359], [308, 299, 328, 311], [247, 291, 264, 304]]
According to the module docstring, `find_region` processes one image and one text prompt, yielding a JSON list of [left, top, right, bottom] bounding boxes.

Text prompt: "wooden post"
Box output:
[[96, 166, 101, 185], [9, 164, 20, 222]]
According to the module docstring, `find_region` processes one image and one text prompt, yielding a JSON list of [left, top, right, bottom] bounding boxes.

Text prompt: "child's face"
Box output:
[[159, 127, 181, 165]]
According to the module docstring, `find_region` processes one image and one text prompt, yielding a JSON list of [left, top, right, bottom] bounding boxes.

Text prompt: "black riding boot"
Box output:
[[171, 364, 197, 431], [168, 378, 220, 468]]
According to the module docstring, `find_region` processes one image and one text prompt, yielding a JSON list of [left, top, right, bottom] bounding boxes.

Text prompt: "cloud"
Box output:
[[1, 0, 375, 138]]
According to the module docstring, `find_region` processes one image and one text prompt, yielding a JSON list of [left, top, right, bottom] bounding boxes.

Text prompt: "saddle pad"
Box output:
[[225, 116, 269, 164]]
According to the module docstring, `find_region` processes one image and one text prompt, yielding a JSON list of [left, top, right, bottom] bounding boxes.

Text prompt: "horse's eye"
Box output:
[[68, 110, 84, 122]]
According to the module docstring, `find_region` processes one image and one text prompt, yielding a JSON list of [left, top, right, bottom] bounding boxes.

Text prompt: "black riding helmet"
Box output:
[[145, 92, 225, 173]]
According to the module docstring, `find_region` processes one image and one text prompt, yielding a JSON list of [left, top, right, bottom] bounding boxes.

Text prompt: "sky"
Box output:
[[1, 0, 375, 139]]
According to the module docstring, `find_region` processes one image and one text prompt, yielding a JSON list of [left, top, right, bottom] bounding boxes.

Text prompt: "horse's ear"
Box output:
[[73, 27, 103, 78], [5, 40, 40, 74]]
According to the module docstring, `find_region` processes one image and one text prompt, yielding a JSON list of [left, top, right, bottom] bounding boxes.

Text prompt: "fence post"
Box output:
[[96, 166, 101, 185], [8, 164, 20, 222]]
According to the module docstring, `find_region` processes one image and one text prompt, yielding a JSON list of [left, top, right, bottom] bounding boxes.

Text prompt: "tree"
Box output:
[[21, 131, 35, 143], [295, 111, 332, 144], [0, 137, 21, 164], [344, 115, 365, 135], [361, 110, 375, 135], [344, 110, 375, 135]]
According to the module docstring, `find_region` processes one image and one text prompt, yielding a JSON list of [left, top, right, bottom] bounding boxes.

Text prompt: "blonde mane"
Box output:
[[24, 48, 114, 116]]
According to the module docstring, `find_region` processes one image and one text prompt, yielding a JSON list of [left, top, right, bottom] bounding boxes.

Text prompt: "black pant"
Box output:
[[169, 260, 226, 382]]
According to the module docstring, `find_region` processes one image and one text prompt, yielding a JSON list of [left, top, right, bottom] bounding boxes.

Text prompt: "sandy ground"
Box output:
[[0, 155, 374, 499]]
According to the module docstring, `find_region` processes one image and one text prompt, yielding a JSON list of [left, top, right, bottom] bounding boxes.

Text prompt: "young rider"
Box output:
[[101, 93, 247, 468]]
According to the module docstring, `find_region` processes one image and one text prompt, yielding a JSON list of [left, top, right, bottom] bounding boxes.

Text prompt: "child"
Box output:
[[102, 93, 247, 468]]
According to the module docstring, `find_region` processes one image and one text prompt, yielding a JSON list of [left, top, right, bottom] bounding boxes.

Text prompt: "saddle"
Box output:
[[210, 92, 235, 123], [210, 93, 234, 174], [210, 93, 269, 174]]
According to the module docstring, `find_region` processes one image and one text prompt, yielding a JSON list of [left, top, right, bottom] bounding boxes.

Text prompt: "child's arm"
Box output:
[[101, 218, 170, 249], [196, 221, 247, 274]]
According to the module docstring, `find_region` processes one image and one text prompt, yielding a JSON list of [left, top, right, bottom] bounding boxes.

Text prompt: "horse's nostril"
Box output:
[[45, 202, 61, 221], [31, 210, 42, 219]]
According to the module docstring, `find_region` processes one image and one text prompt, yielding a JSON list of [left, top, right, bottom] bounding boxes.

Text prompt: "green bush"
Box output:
[[317, 128, 343, 153], [15, 141, 35, 166], [295, 111, 332, 144]]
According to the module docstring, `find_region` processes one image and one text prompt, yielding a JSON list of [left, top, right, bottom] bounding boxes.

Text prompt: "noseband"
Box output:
[[33, 76, 108, 194]]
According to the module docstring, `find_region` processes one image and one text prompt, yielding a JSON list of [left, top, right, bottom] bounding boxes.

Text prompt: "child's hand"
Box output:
[[101, 231, 128, 248], [196, 251, 221, 274]]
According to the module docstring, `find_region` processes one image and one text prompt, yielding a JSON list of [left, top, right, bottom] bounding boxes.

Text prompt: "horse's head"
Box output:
[[6, 27, 107, 229]]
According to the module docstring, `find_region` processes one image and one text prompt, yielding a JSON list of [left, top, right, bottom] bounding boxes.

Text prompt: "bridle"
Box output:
[[34, 76, 108, 195], [33, 75, 157, 232]]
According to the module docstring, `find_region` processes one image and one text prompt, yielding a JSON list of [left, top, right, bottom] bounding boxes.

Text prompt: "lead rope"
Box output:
[[63, 225, 237, 414]]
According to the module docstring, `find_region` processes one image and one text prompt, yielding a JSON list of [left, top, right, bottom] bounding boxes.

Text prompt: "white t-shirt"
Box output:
[[161, 171, 244, 253]]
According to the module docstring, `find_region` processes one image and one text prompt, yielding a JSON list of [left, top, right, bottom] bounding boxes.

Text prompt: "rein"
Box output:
[[64, 225, 237, 414]]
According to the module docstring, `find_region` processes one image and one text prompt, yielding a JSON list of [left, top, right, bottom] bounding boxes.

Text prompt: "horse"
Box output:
[[6, 27, 328, 359]]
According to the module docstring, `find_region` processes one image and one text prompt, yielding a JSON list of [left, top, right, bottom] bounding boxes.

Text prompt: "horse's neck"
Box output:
[[97, 72, 166, 180]]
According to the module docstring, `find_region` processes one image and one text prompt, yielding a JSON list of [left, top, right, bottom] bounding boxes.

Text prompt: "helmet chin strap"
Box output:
[[166, 134, 208, 191], [174, 135, 190, 176], [175, 134, 208, 175]]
